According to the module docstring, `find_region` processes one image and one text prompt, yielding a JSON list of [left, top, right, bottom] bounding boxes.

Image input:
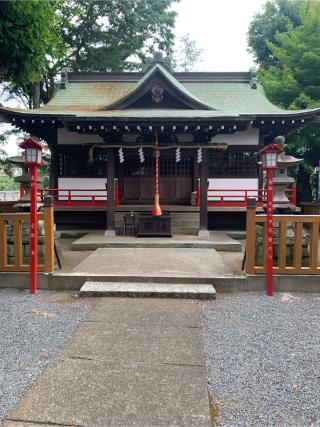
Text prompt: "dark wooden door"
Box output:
[[120, 155, 193, 204]]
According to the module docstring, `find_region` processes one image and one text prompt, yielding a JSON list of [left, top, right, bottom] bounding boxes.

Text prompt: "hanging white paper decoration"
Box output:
[[138, 147, 145, 163], [118, 147, 124, 163], [197, 147, 202, 163], [175, 147, 181, 163]]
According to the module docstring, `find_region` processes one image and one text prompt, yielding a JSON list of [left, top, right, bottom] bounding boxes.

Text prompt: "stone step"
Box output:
[[115, 213, 200, 220], [115, 227, 199, 235], [226, 230, 246, 240], [115, 218, 200, 226], [171, 227, 199, 235], [79, 281, 216, 299]]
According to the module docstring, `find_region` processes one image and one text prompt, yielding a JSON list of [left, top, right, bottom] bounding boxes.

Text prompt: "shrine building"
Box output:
[[1, 53, 320, 235]]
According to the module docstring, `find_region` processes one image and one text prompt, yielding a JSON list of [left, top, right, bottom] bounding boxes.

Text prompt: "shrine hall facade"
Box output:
[[1, 54, 320, 235]]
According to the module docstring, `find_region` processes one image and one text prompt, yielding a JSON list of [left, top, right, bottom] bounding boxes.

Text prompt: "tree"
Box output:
[[172, 33, 203, 72], [0, 175, 19, 191], [1, 0, 178, 107], [259, 1, 320, 109], [248, 0, 302, 68], [0, 0, 63, 88], [248, 0, 320, 201], [0, 125, 24, 177]]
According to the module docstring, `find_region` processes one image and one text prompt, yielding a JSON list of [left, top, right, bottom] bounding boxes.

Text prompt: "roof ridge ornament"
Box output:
[[60, 69, 69, 89], [151, 84, 164, 104], [143, 51, 172, 73], [249, 66, 257, 89]]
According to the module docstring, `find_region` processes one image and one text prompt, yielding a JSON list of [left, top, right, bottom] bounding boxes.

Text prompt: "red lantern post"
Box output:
[[152, 134, 162, 216], [20, 138, 43, 294], [259, 143, 283, 296]]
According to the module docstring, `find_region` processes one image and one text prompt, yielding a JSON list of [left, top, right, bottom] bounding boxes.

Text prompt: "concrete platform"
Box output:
[[71, 230, 242, 252], [79, 281, 216, 299], [70, 247, 229, 279]]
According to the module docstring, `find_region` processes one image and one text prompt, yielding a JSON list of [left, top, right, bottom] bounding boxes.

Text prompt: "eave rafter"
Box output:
[[66, 121, 248, 137]]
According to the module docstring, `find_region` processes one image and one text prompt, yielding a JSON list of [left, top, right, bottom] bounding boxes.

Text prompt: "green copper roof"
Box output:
[[1, 63, 320, 121]]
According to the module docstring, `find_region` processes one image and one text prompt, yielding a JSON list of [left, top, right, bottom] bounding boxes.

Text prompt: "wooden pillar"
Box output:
[[198, 148, 209, 237], [105, 147, 116, 236], [43, 196, 55, 272], [50, 127, 58, 189]]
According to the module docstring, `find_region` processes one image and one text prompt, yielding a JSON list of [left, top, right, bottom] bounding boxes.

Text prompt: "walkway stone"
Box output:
[[79, 281, 216, 299], [70, 247, 229, 278], [4, 298, 211, 426]]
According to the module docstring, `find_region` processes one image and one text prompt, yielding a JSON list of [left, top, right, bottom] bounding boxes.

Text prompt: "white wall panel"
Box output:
[[58, 177, 107, 200], [208, 178, 259, 201]]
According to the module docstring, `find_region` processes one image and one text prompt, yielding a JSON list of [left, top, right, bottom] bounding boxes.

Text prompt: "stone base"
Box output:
[[198, 229, 210, 238], [104, 229, 116, 237]]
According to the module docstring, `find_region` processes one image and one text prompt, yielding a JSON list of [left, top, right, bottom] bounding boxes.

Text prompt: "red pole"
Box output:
[[292, 184, 297, 206], [266, 169, 274, 296], [114, 178, 119, 208], [196, 178, 200, 208], [152, 135, 162, 216], [30, 164, 38, 294]]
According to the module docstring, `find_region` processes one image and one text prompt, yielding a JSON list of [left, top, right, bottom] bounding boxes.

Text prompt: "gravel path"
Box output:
[[203, 292, 320, 427], [0, 289, 88, 424]]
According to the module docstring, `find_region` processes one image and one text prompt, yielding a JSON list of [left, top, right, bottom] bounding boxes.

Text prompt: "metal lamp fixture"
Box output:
[[20, 138, 44, 166], [259, 143, 283, 170]]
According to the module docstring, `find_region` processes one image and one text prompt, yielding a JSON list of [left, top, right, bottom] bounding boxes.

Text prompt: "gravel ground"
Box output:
[[0, 289, 88, 424], [202, 292, 320, 427]]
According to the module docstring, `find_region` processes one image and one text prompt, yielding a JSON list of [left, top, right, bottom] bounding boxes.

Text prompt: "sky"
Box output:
[[173, 0, 267, 71], [2, 0, 267, 157]]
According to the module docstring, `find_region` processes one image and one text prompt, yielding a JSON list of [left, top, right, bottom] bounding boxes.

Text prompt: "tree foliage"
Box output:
[[248, 0, 302, 68], [59, 0, 177, 72], [0, 175, 19, 191], [1, 0, 177, 106], [0, 0, 63, 87], [248, 0, 320, 201]]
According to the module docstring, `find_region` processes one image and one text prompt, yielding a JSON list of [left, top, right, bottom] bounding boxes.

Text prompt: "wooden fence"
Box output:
[[300, 202, 320, 215], [246, 201, 320, 275], [0, 201, 54, 272]]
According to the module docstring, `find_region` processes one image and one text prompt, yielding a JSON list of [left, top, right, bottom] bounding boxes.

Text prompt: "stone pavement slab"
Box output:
[[86, 297, 203, 327], [8, 359, 210, 426], [60, 321, 203, 365], [5, 298, 211, 426], [71, 247, 229, 277]]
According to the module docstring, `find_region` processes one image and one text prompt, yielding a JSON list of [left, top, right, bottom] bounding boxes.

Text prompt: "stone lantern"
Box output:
[[272, 136, 303, 212]]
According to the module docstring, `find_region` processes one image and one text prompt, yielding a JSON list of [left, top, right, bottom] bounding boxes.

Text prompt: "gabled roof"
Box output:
[[102, 63, 213, 111], [0, 64, 320, 123]]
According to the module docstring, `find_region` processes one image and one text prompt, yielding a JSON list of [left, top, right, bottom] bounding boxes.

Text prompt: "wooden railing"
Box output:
[[195, 187, 297, 208], [38, 179, 120, 208], [246, 200, 320, 275], [0, 200, 54, 272]]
